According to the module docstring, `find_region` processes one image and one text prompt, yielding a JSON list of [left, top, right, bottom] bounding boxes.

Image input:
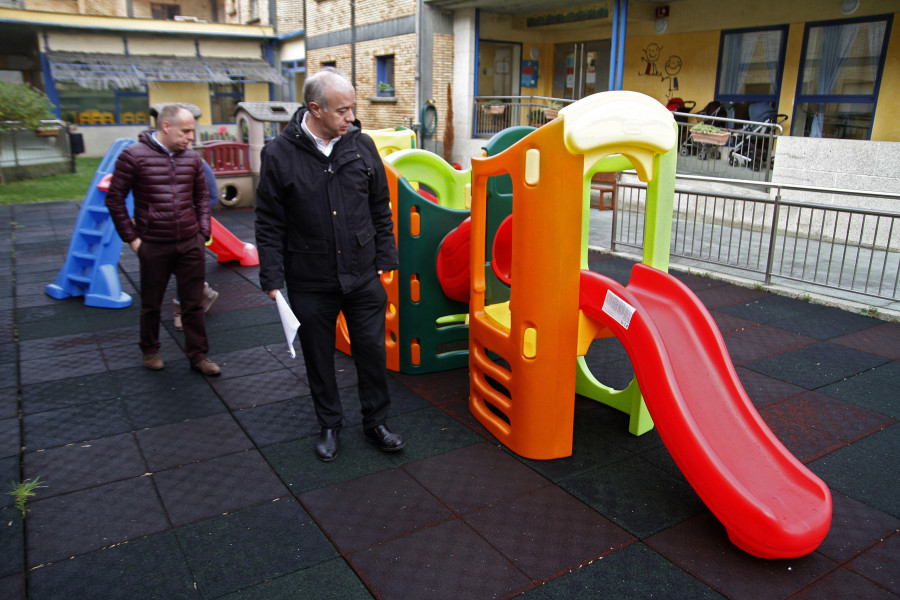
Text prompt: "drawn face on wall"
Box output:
[[643, 43, 663, 61], [665, 55, 683, 76]]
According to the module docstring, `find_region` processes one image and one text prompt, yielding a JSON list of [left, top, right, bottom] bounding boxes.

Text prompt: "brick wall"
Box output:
[[276, 1, 303, 33], [25, 0, 79, 13]]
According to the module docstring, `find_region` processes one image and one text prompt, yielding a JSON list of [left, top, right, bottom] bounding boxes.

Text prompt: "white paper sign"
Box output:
[[275, 290, 301, 358], [602, 290, 636, 329]]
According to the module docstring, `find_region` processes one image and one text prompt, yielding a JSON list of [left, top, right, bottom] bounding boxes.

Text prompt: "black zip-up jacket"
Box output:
[[254, 107, 399, 294], [106, 130, 210, 244]]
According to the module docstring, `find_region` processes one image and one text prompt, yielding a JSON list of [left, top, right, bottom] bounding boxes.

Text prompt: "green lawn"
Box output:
[[1, 157, 103, 204]]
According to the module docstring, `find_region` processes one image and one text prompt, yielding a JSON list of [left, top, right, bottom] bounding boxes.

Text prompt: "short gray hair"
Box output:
[[156, 104, 192, 130], [303, 67, 354, 111]]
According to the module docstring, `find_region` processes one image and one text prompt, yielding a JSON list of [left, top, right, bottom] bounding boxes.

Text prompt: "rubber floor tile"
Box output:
[[405, 443, 548, 514], [204, 345, 285, 380], [791, 567, 898, 600], [711, 310, 759, 334], [100, 341, 185, 372], [0, 574, 24, 600], [19, 371, 120, 415], [22, 399, 132, 451], [645, 512, 837, 600], [92, 325, 141, 348], [847, 534, 900, 595], [757, 409, 846, 463], [300, 468, 452, 552], [26, 531, 199, 600], [772, 306, 882, 341], [559, 455, 706, 539], [817, 361, 900, 420], [669, 269, 730, 292], [19, 348, 108, 385], [464, 485, 635, 582], [121, 383, 227, 430], [384, 376, 434, 415], [745, 342, 888, 390], [23, 432, 146, 498], [153, 450, 289, 526], [514, 411, 634, 483], [735, 366, 805, 408], [0, 360, 15, 389], [18, 332, 99, 361], [439, 397, 493, 440], [111, 362, 203, 397], [233, 397, 320, 447], [210, 368, 310, 410], [831, 321, 900, 360], [817, 492, 900, 564], [26, 476, 169, 567], [0, 418, 19, 459], [765, 391, 894, 444], [392, 367, 471, 405], [0, 341, 15, 364], [723, 324, 816, 365], [347, 518, 531, 600], [377, 404, 486, 464], [518, 542, 724, 600], [810, 425, 900, 520], [580, 405, 665, 455], [0, 506, 24, 578], [0, 456, 18, 508], [135, 413, 253, 472], [206, 322, 285, 354], [693, 283, 770, 309], [203, 305, 278, 334], [718, 294, 831, 325], [176, 499, 337, 599], [214, 557, 372, 600]]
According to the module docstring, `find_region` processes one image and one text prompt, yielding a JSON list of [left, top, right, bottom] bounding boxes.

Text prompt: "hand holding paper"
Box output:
[[274, 290, 301, 358]]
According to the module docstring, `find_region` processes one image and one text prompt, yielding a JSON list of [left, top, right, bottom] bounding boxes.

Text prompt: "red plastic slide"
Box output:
[[208, 217, 259, 266], [578, 264, 831, 559]]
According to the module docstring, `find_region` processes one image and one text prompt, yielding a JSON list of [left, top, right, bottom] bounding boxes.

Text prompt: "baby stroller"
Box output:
[[728, 102, 788, 171], [679, 100, 727, 158]]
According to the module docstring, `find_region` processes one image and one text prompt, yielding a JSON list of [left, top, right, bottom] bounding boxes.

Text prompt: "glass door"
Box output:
[[553, 40, 610, 100]]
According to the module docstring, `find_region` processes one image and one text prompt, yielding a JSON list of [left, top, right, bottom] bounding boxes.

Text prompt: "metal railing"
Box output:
[[473, 96, 575, 137], [612, 176, 900, 302], [0, 120, 75, 180]]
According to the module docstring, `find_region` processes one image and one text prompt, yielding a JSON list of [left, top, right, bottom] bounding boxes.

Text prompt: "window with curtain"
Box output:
[[792, 15, 891, 140], [210, 82, 244, 124], [715, 26, 788, 103]]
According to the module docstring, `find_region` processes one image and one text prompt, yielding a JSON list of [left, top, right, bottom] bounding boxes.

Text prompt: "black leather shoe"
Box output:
[[364, 425, 406, 452], [315, 428, 340, 462]]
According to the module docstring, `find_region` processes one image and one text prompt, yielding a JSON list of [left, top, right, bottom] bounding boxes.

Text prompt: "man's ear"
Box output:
[[308, 101, 323, 117]]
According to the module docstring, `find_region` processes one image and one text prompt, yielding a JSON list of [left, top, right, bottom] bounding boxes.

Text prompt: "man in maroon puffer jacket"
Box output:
[[106, 104, 221, 376]]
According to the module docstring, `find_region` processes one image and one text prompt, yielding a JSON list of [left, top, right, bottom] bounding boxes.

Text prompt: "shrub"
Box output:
[[0, 81, 55, 130]]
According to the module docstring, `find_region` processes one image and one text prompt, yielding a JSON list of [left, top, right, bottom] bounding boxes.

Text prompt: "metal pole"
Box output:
[[764, 185, 782, 285], [350, 0, 356, 88]]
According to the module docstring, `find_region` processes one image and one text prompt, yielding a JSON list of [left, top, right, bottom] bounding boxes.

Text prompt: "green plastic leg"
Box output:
[[575, 356, 655, 435]]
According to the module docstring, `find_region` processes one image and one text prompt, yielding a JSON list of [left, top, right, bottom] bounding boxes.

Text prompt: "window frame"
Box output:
[[713, 25, 789, 105], [791, 13, 892, 140], [209, 82, 244, 125], [375, 54, 395, 97]]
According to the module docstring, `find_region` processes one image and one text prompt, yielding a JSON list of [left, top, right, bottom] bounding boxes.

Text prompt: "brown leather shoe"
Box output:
[[202, 283, 219, 312], [173, 300, 183, 331], [143, 353, 164, 371], [191, 358, 221, 376]]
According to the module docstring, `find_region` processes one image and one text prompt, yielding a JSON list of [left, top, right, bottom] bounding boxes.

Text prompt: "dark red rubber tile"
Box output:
[[23, 432, 146, 497], [154, 450, 289, 526], [831, 321, 900, 360], [646, 512, 837, 600], [817, 492, 900, 564], [299, 468, 452, 552], [17, 332, 98, 361], [210, 368, 310, 410], [176, 499, 337, 599], [135, 413, 253, 471], [439, 397, 493, 439], [847, 533, 900, 595], [712, 310, 759, 334], [26, 477, 169, 567], [347, 518, 530, 600], [26, 531, 199, 600], [765, 392, 894, 444], [723, 324, 816, 365], [464, 485, 635, 581], [792, 566, 898, 600], [392, 367, 470, 405], [404, 442, 549, 513], [758, 409, 846, 463], [736, 366, 805, 408]]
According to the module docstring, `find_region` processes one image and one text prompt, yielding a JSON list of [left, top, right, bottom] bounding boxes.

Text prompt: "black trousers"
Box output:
[[138, 233, 208, 363], [288, 277, 391, 430]]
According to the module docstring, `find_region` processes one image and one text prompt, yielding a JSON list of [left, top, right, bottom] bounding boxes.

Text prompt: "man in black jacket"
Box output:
[[255, 67, 404, 461]]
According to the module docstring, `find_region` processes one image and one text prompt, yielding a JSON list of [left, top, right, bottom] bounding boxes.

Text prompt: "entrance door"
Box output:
[[477, 41, 521, 97], [553, 40, 610, 100]]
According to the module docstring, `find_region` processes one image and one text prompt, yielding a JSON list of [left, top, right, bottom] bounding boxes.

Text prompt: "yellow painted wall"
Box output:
[[870, 13, 900, 141], [148, 82, 213, 125], [244, 83, 270, 103]]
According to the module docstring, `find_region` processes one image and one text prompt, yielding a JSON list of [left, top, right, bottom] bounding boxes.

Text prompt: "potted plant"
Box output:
[[377, 81, 394, 97], [544, 101, 563, 120], [483, 100, 506, 115]]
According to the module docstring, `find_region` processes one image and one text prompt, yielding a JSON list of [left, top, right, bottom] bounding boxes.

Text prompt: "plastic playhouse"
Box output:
[[464, 90, 831, 559]]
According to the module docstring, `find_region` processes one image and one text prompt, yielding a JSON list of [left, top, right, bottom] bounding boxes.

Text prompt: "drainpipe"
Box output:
[[616, 0, 627, 90], [608, 0, 619, 91], [351, 0, 356, 87]]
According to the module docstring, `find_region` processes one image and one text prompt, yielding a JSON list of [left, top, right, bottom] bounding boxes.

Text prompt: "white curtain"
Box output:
[[763, 30, 783, 95], [721, 32, 760, 95], [810, 23, 860, 137]]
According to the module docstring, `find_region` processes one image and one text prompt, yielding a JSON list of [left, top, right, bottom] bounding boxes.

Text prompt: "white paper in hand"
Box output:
[[275, 290, 301, 358]]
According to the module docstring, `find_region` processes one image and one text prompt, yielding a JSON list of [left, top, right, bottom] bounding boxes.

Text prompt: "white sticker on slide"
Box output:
[[602, 290, 636, 329]]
